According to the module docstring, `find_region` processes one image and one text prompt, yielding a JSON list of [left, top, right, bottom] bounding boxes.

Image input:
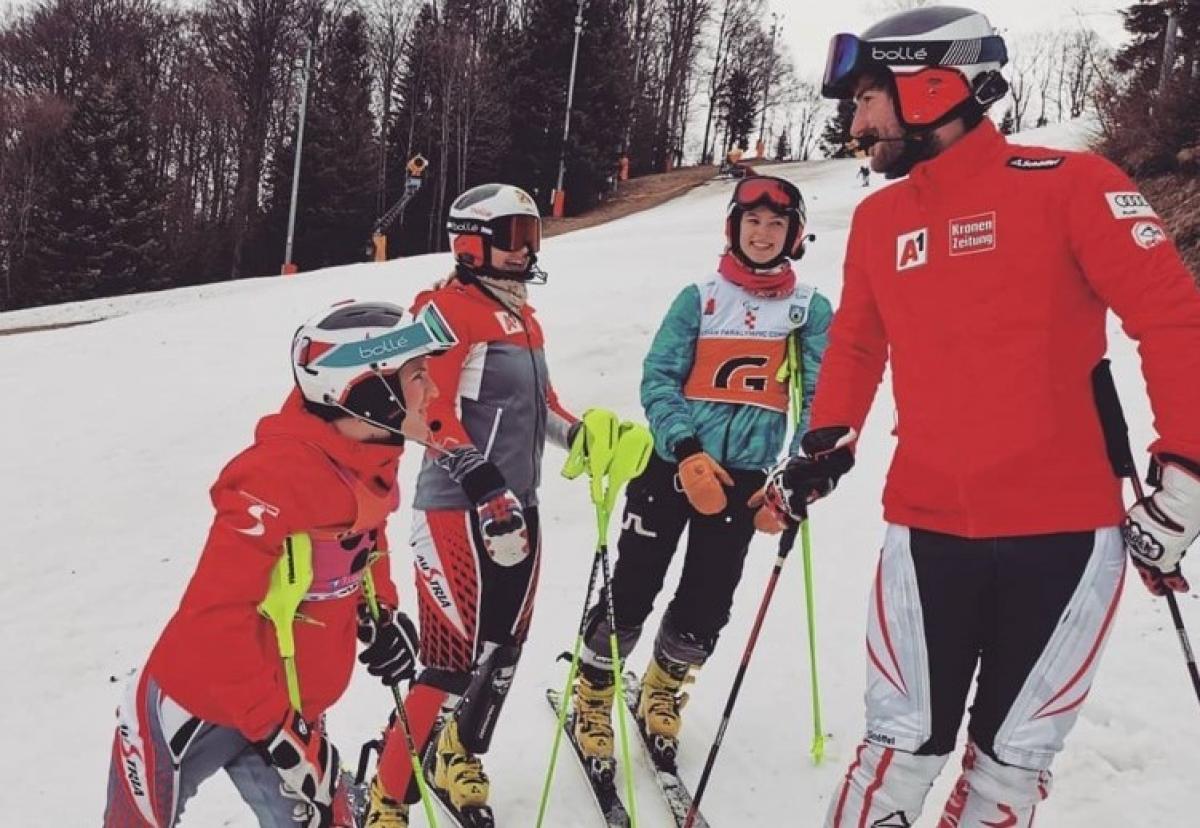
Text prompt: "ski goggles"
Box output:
[[732, 177, 806, 223], [448, 214, 542, 254], [821, 32, 1008, 100], [314, 303, 458, 370]]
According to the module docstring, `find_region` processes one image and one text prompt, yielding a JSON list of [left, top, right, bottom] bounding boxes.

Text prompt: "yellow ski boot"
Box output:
[[363, 776, 409, 827], [637, 656, 693, 769], [432, 718, 490, 812], [572, 670, 618, 783]]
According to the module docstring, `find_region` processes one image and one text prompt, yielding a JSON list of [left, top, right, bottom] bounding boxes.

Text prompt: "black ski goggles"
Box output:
[[821, 32, 1008, 99]]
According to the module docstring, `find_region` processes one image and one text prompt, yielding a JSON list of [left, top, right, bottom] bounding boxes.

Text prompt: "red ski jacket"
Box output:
[[146, 392, 403, 740], [810, 120, 1200, 538], [410, 277, 577, 510]]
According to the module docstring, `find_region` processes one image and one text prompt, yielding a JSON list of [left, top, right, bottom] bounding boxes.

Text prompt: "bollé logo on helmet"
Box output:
[[357, 335, 410, 360], [447, 218, 483, 234], [871, 46, 928, 62]]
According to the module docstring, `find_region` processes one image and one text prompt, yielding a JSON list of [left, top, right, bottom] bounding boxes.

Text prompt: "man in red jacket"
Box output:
[[103, 300, 455, 828], [756, 6, 1200, 827]]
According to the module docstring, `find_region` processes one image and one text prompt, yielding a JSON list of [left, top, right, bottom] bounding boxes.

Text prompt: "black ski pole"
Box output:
[[683, 521, 800, 828], [1091, 358, 1200, 706]]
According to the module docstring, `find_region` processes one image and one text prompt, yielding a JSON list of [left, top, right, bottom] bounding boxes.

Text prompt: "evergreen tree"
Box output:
[[1101, 0, 1200, 173], [819, 99, 856, 159], [25, 72, 163, 303], [774, 127, 791, 161], [508, 0, 631, 215], [258, 11, 378, 272], [721, 68, 756, 152]]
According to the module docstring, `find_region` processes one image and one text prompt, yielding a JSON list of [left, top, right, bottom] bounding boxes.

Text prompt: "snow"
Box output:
[[3, 120, 1197, 826]]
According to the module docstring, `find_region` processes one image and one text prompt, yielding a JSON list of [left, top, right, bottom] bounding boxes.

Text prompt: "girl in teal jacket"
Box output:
[[567, 175, 833, 773]]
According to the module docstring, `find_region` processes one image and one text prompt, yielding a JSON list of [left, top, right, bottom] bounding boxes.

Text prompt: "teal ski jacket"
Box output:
[[642, 259, 833, 471]]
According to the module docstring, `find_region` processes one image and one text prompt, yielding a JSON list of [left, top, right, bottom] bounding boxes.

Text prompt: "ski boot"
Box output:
[[572, 666, 618, 785], [430, 718, 494, 827], [637, 655, 694, 771], [363, 776, 409, 827]]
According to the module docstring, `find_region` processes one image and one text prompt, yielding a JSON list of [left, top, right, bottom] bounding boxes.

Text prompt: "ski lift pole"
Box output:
[[368, 154, 429, 261]]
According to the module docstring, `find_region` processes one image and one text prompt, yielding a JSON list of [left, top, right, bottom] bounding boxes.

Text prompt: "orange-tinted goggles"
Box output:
[[732, 176, 803, 215], [486, 215, 541, 253]]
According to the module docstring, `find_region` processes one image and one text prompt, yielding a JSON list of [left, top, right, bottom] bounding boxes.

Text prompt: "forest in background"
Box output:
[[0, 0, 1194, 309]]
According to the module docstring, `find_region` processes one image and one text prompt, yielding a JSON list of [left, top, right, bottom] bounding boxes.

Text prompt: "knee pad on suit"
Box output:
[[939, 743, 1051, 828]]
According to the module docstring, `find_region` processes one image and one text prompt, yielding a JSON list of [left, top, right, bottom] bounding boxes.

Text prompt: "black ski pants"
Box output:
[[586, 452, 766, 664]]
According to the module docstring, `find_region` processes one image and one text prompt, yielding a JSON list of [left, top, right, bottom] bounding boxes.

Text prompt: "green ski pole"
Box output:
[[786, 332, 824, 764], [536, 410, 621, 827]]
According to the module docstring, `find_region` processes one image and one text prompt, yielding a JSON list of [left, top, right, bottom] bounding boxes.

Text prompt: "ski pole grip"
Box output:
[[779, 521, 800, 559]]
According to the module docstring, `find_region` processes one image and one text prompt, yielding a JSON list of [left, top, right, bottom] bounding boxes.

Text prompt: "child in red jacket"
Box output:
[[103, 300, 456, 828]]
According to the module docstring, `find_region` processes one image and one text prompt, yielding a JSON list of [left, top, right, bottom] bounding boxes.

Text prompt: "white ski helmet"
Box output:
[[822, 5, 1009, 129], [446, 183, 544, 281], [292, 300, 457, 434]]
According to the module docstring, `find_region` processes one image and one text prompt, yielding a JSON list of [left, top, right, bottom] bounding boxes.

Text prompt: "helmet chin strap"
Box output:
[[458, 245, 546, 284], [324, 369, 409, 446]]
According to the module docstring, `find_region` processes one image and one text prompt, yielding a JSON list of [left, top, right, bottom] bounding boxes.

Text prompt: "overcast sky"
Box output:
[[0, 1, 1135, 66], [770, 0, 1133, 78]]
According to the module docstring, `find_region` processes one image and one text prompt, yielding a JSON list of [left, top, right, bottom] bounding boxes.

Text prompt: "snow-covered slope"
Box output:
[[2, 121, 1196, 826]]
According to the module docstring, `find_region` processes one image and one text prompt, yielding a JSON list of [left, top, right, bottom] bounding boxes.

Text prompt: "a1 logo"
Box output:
[[896, 227, 928, 272]]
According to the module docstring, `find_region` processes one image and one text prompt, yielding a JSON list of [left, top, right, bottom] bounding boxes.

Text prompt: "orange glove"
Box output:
[[747, 487, 787, 534], [678, 451, 734, 515]]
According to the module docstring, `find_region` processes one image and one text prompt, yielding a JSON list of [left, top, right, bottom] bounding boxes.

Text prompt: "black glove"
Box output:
[[356, 603, 420, 686], [762, 426, 857, 521], [462, 461, 532, 567], [257, 710, 339, 828]]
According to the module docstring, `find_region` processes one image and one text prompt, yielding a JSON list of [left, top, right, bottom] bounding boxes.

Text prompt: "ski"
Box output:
[[622, 674, 711, 828], [545, 688, 632, 828], [425, 781, 496, 828]]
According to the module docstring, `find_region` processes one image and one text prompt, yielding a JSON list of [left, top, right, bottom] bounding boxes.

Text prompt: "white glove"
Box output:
[[258, 711, 339, 828], [1123, 455, 1200, 595]]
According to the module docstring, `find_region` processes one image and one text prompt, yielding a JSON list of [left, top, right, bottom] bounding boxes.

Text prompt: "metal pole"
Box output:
[[1158, 2, 1179, 97], [283, 37, 314, 274], [757, 13, 779, 154], [553, 0, 587, 215]]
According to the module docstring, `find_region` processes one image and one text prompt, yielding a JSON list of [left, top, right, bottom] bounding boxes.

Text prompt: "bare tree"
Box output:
[[1062, 26, 1103, 119], [866, 0, 933, 13], [788, 79, 826, 161], [1005, 31, 1045, 132], [1034, 31, 1061, 128]]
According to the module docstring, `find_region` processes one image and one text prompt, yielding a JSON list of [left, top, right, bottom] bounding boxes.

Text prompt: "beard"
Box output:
[[861, 130, 907, 174]]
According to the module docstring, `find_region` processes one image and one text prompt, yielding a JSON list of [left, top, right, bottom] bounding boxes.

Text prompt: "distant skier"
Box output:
[[764, 6, 1200, 826], [566, 174, 832, 775], [103, 300, 454, 827], [363, 183, 615, 826], [857, 164, 870, 187]]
